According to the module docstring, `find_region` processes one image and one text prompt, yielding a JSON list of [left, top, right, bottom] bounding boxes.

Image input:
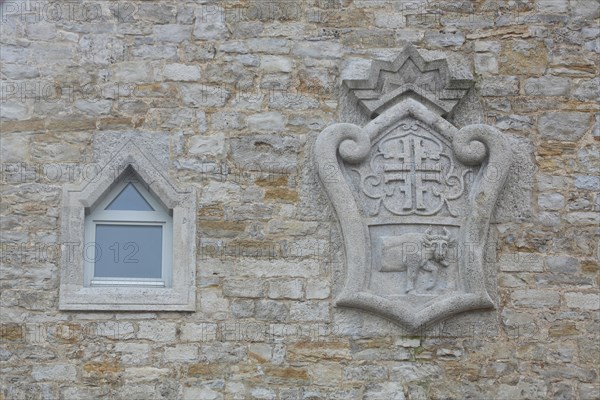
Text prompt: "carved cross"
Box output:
[[381, 136, 442, 211]]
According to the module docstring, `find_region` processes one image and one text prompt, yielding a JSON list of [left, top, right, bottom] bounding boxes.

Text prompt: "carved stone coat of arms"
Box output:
[[315, 45, 513, 330]]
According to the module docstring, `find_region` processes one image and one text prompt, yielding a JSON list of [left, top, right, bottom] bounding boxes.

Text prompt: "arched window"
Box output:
[[84, 170, 173, 287], [59, 141, 196, 311]]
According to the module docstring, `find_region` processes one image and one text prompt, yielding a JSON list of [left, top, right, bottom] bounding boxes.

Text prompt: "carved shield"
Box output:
[[315, 98, 513, 330]]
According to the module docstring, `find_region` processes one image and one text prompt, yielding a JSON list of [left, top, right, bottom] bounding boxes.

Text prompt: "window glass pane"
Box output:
[[105, 183, 154, 211], [93, 224, 162, 279]]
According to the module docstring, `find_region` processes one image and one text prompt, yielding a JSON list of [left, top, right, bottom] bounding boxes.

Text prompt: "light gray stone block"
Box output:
[[546, 256, 580, 274], [538, 112, 591, 141], [512, 290, 560, 308]]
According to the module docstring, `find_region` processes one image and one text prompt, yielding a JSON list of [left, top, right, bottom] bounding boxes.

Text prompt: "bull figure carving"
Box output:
[[380, 228, 455, 293]]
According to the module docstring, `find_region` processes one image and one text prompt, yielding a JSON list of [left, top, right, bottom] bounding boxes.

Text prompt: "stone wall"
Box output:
[[1, 0, 599, 399]]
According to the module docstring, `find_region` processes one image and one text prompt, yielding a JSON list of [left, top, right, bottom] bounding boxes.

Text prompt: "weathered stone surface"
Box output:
[[564, 293, 600, 310], [499, 252, 544, 272], [163, 344, 199, 362], [223, 278, 264, 298], [474, 53, 499, 75], [193, 7, 229, 40], [32, 364, 77, 382], [512, 290, 560, 308], [479, 76, 519, 96], [524, 76, 570, 96], [188, 133, 226, 157], [2, 3, 598, 399], [268, 279, 304, 300], [537, 193, 565, 211], [153, 24, 193, 42], [575, 175, 600, 190], [546, 256, 580, 274], [538, 112, 591, 141], [137, 322, 177, 342], [163, 63, 201, 81], [247, 112, 286, 132]]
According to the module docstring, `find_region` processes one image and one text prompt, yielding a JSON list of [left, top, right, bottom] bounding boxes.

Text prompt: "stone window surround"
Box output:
[[59, 141, 197, 311]]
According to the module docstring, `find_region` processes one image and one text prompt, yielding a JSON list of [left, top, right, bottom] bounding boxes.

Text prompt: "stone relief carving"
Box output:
[[315, 45, 513, 330]]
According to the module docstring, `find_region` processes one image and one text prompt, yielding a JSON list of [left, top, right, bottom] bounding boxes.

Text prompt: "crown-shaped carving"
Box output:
[[344, 44, 474, 118]]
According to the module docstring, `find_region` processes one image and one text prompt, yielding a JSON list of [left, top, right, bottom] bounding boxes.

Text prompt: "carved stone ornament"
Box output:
[[315, 46, 513, 330]]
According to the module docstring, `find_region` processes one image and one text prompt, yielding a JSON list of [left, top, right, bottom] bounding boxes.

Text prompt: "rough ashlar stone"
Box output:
[[495, 115, 534, 131], [575, 176, 600, 190], [564, 293, 599, 310], [230, 299, 255, 318], [1, 134, 29, 162], [152, 24, 193, 42], [210, 111, 244, 131], [564, 212, 600, 225], [163, 344, 199, 362], [268, 279, 304, 300], [512, 290, 560, 308], [188, 133, 226, 157], [193, 7, 229, 40], [131, 44, 178, 60], [247, 112, 286, 132], [197, 343, 246, 363], [32, 364, 77, 382], [180, 84, 229, 107], [163, 63, 201, 81], [2, 4, 599, 397], [289, 301, 329, 322], [200, 288, 230, 317], [474, 53, 498, 75], [255, 300, 289, 321], [292, 42, 344, 59], [1, 102, 29, 120], [424, 31, 466, 47], [374, 12, 406, 29], [180, 42, 217, 62], [537, 0, 569, 13], [114, 343, 150, 365], [95, 322, 135, 339], [223, 278, 264, 298], [499, 40, 547, 75], [1, 64, 39, 79], [123, 367, 170, 382], [260, 56, 293, 73], [306, 280, 331, 299], [474, 41, 501, 53], [74, 99, 113, 115], [111, 62, 154, 82], [546, 256, 580, 274], [571, 0, 600, 20], [578, 145, 600, 174], [537, 193, 565, 211], [572, 78, 600, 101], [479, 76, 519, 96], [524, 76, 570, 96], [538, 112, 591, 141], [499, 252, 544, 272], [344, 365, 388, 381], [137, 321, 177, 342], [183, 387, 223, 400]]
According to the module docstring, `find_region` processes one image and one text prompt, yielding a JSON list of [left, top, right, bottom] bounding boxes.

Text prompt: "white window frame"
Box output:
[[84, 178, 173, 288], [59, 141, 196, 311]]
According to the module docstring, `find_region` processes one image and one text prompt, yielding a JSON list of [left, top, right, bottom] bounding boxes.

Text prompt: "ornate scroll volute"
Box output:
[[315, 46, 513, 330]]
